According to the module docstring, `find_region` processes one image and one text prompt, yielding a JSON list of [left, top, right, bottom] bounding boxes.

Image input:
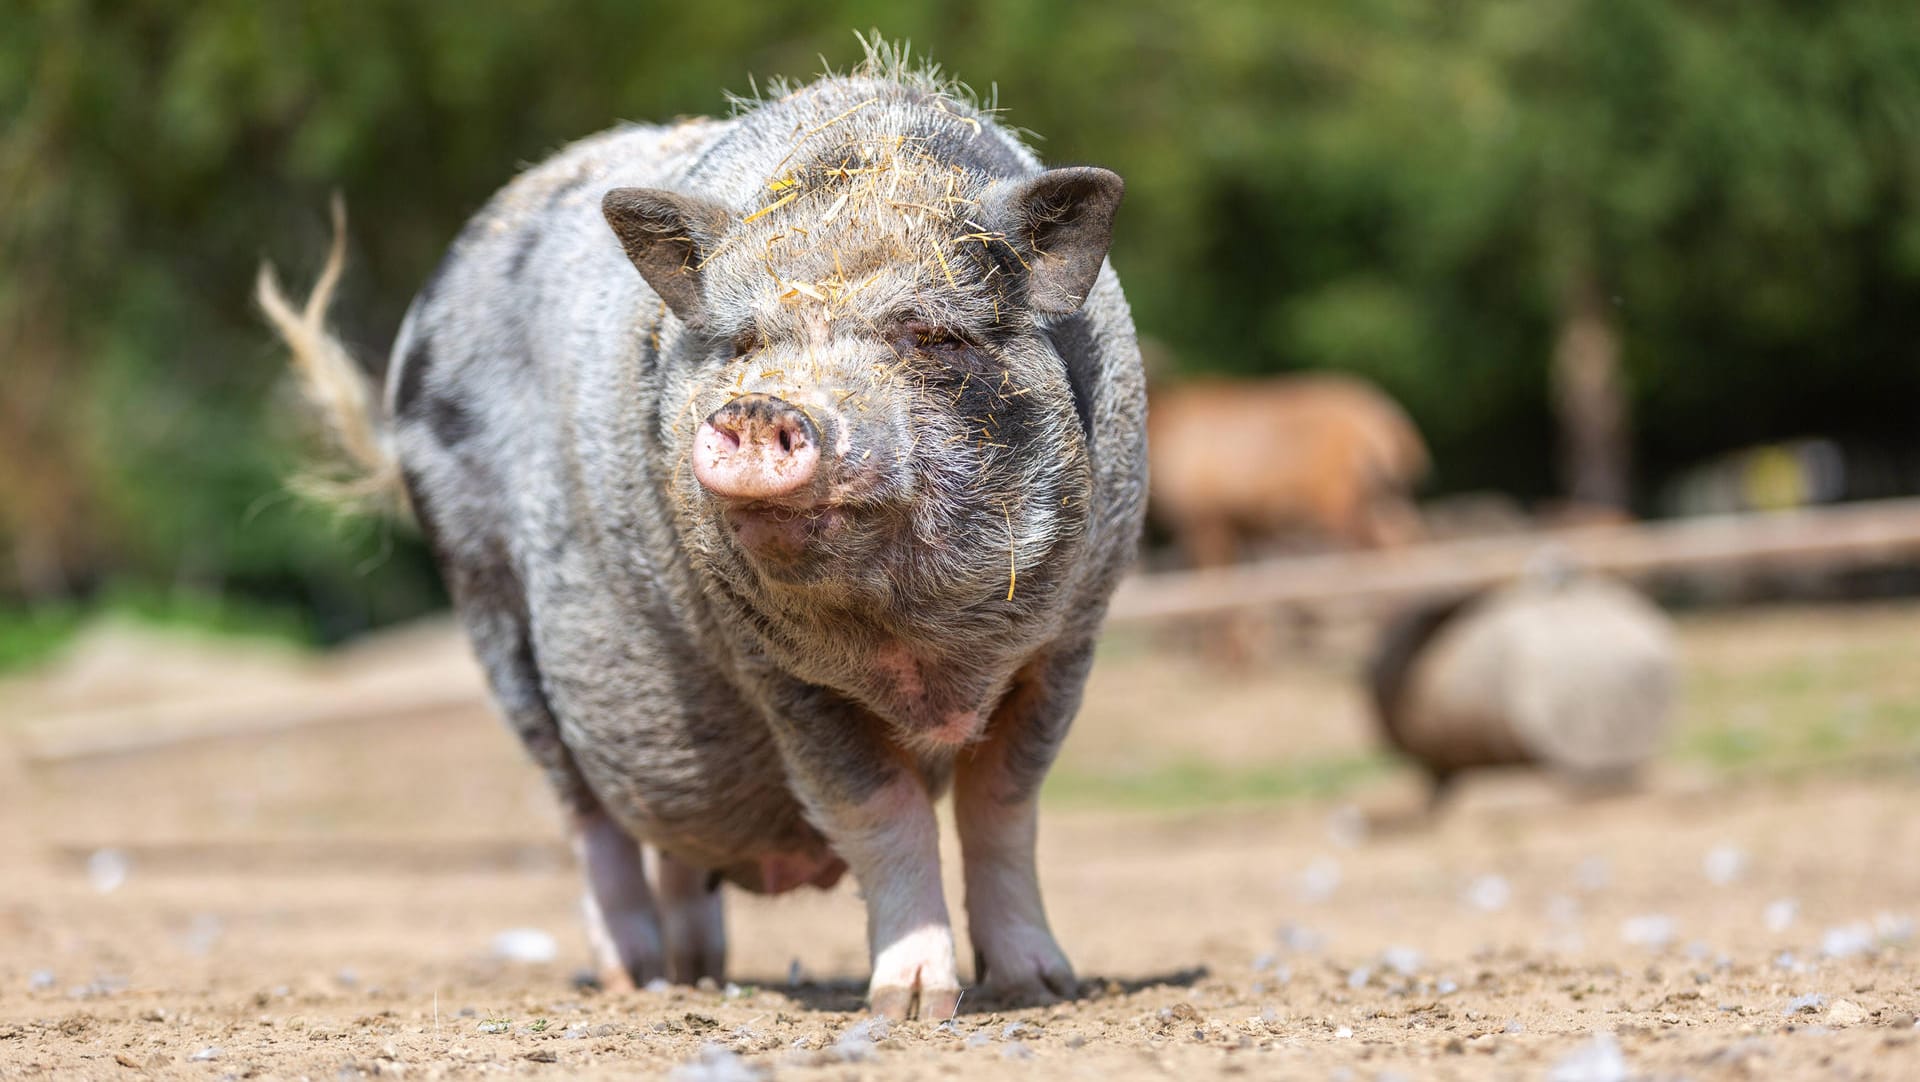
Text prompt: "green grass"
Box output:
[[0, 583, 315, 675], [1676, 647, 1920, 777], [1044, 753, 1399, 810]]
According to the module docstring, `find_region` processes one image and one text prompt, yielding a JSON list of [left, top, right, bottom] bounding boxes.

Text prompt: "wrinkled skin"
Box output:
[[383, 59, 1146, 1018]]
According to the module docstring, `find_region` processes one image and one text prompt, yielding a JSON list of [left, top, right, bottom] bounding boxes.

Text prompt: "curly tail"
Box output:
[[255, 195, 406, 514]]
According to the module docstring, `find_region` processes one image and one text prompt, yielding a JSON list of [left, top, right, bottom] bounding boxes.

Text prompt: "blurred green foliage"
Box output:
[[4, 1, 1919, 643]]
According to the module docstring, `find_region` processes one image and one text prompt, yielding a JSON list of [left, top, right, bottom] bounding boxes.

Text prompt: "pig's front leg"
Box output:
[[953, 646, 1092, 1004], [767, 686, 959, 1020], [817, 769, 959, 1020]]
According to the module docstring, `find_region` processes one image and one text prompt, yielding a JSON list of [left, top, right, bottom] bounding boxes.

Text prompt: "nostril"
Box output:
[[778, 428, 792, 454]]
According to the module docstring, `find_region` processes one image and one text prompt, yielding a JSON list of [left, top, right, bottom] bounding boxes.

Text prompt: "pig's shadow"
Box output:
[[754, 966, 1209, 1015]]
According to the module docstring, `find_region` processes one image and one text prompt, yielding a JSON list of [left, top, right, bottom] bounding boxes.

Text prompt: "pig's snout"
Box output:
[[693, 394, 821, 501]]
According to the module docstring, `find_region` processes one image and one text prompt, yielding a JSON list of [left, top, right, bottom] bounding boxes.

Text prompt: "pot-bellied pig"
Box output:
[[259, 47, 1146, 1019]]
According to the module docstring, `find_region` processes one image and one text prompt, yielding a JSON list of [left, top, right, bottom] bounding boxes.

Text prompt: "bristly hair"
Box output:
[[725, 31, 1003, 123]]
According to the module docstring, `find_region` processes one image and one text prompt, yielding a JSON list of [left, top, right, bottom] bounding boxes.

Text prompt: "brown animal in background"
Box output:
[[1148, 374, 1429, 566]]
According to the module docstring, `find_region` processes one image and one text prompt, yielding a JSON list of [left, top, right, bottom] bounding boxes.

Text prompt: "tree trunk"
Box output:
[[1550, 276, 1631, 511]]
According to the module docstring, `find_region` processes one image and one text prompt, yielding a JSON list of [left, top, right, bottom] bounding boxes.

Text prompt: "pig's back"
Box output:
[[382, 119, 729, 560]]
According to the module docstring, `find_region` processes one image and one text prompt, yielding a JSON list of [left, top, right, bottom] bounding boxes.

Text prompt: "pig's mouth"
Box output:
[[718, 499, 847, 564]]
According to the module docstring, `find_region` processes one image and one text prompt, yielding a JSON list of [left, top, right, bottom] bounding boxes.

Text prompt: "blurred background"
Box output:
[[6, 0, 1920, 654], [5, 6, 1920, 1074]]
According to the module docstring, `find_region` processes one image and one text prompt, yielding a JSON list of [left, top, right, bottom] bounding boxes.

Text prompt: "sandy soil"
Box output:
[[2, 607, 1918, 1080]]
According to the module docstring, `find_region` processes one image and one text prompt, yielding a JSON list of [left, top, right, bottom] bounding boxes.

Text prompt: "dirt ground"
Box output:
[[2, 604, 1918, 1080]]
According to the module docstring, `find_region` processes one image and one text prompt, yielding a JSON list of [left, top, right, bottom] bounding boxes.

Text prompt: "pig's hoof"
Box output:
[[596, 965, 639, 994], [973, 928, 1078, 1006], [867, 926, 961, 1020]]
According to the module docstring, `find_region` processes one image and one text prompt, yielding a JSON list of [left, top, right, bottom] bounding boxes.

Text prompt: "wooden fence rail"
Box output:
[[1107, 497, 1920, 626]]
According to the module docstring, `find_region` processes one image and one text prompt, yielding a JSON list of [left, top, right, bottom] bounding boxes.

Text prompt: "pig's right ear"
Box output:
[[601, 188, 732, 324], [986, 167, 1125, 315]]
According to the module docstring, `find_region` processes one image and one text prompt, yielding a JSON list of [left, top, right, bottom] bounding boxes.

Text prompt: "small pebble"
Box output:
[[1465, 875, 1510, 912], [181, 913, 224, 956], [669, 1043, 763, 1082], [1325, 804, 1367, 848], [831, 1016, 887, 1061], [1783, 993, 1826, 1016], [1297, 857, 1341, 902], [1277, 923, 1326, 953], [490, 927, 558, 964], [188, 1047, 222, 1062], [1827, 999, 1868, 1026], [1381, 946, 1424, 977], [1702, 844, 1746, 885], [87, 849, 130, 894], [1621, 914, 1676, 950], [1548, 1031, 1626, 1082], [1821, 923, 1875, 959]]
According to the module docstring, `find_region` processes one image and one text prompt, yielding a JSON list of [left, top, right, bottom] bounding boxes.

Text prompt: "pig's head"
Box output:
[[599, 98, 1122, 739]]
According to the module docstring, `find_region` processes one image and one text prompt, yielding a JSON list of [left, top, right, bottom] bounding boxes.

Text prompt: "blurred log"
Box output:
[[1110, 497, 1920, 626], [1368, 575, 1676, 789]]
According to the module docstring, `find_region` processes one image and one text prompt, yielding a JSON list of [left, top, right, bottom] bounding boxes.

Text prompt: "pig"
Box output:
[[258, 46, 1146, 1020], [1148, 373, 1427, 566]]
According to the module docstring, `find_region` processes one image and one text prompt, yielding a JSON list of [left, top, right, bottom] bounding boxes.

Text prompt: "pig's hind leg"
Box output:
[[446, 564, 669, 989], [572, 811, 665, 989], [651, 847, 726, 984]]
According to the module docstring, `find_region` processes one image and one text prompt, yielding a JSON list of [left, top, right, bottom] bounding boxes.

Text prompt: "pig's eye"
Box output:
[[730, 331, 760, 358], [898, 320, 970, 355]]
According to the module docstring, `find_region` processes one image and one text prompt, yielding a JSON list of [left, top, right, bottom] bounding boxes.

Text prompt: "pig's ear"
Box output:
[[602, 188, 732, 323], [987, 167, 1125, 314]]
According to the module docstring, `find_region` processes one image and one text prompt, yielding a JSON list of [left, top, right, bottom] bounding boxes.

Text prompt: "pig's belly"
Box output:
[[523, 544, 841, 889], [542, 657, 840, 889]]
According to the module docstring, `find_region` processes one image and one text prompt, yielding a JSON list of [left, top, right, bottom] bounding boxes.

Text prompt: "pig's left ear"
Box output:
[[602, 187, 732, 324], [987, 167, 1125, 315]]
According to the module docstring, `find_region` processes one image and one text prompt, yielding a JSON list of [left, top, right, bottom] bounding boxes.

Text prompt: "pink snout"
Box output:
[[692, 394, 821, 501]]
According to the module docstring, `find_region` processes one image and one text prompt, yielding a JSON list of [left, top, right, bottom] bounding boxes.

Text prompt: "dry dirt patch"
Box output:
[[2, 606, 1918, 1079]]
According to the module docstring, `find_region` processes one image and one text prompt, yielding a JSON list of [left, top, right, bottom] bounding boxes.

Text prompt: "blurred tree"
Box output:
[[2, 1, 1918, 631]]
